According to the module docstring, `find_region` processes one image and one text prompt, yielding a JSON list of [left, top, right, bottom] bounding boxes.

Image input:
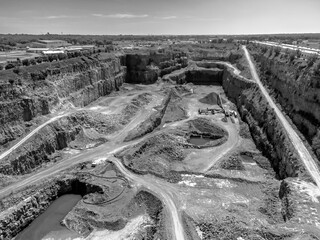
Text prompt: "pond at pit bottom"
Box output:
[[15, 194, 82, 240], [188, 136, 212, 146]]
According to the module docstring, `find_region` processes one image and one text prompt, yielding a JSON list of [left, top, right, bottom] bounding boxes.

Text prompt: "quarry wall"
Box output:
[[0, 50, 188, 175], [0, 54, 126, 148], [166, 62, 306, 179], [0, 176, 102, 239], [0, 49, 316, 238], [252, 53, 320, 161], [222, 66, 305, 179]]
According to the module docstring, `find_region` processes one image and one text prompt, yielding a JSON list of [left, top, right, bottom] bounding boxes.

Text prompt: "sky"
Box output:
[[0, 0, 319, 35]]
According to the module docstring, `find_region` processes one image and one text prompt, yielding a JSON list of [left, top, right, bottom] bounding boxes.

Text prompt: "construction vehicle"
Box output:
[[198, 108, 209, 115]]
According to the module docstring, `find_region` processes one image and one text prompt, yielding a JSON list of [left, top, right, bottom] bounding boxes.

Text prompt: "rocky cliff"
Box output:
[[250, 48, 320, 161], [0, 175, 102, 239], [163, 63, 224, 85], [222, 66, 305, 179], [161, 60, 305, 178], [125, 49, 187, 84], [0, 53, 126, 149]]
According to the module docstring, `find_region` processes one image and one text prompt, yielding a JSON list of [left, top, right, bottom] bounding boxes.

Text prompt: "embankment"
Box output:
[[125, 49, 188, 84], [169, 61, 306, 179], [250, 48, 320, 161], [0, 53, 126, 148], [223, 65, 305, 179], [0, 175, 102, 239]]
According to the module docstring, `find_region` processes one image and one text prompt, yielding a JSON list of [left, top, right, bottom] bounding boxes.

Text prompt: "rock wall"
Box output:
[[185, 68, 223, 85], [163, 64, 224, 85], [0, 118, 80, 175], [222, 67, 305, 179], [165, 61, 305, 178], [125, 50, 187, 84], [252, 52, 320, 160], [0, 176, 102, 240], [0, 53, 126, 148]]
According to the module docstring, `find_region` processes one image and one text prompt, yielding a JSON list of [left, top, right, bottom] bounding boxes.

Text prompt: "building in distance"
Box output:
[[30, 40, 71, 48]]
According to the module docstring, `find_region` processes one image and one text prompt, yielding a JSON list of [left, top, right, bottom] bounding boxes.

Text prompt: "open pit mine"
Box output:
[[0, 42, 320, 240]]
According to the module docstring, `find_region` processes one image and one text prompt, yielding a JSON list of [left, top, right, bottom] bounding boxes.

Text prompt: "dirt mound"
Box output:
[[69, 110, 121, 135], [69, 128, 107, 150], [162, 88, 188, 124], [118, 93, 152, 125], [199, 92, 226, 105], [119, 132, 185, 181], [124, 92, 171, 142], [220, 155, 245, 170], [188, 118, 227, 137], [174, 85, 192, 96], [197, 215, 292, 240]]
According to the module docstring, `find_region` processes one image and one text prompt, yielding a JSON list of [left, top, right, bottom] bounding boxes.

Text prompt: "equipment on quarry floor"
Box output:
[[223, 109, 238, 118], [198, 108, 223, 115], [198, 108, 209, 115]]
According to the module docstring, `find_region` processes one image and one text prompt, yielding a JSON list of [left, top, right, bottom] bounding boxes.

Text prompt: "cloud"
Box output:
[[157, 16, 177, 20], [33, 15, 79, 20], [46, 15, 76, 19], [92, 13, 148, 19]]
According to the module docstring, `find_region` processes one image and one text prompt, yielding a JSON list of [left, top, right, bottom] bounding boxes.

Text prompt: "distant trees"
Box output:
[[22, 59, 30, 66], [261, 46, 268, 54], [314, 62, 320, 75], [48, 54, 58, 62], [29, 59, 36, 65], [36, 57, 43, 64], [30, 71, 48, 81], [13, 67, 21, 75], [289, 52, 296, 62], [226, 38, 234, 43], [8, 78, 15, 85], [57, 53, 68, 61], [296, 50, 302, 58], [307, 54, 318, 67], [5, 63, 15, 70], [274, 47, 281, 56]]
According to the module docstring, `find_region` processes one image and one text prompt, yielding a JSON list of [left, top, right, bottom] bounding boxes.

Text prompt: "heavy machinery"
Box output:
[[198, 108, 223, 115], [198, 108, 209, 115]]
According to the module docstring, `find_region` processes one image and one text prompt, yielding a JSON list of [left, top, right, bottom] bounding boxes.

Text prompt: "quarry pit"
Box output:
[[0, 43, 320, 240]]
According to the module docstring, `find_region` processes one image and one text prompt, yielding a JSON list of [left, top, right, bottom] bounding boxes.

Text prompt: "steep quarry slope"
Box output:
[[1, 44, 320, 240], [164, 59, 306, 179], [0, 49, 187, 155], [223, 63, 308, 179], [249, 45, 320, 161], [0, 53, 126, 149], [125, 49, 188, 84]]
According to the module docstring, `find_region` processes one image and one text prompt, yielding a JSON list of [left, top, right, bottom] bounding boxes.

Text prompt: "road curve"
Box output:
[[242, 45, 320, 188], [0, 113, 67, 161], [109, 156, 185, 240], [0, 103, 186, 240]]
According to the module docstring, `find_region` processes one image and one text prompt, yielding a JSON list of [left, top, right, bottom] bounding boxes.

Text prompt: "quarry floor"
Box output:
[[2, 80, 320, 239]]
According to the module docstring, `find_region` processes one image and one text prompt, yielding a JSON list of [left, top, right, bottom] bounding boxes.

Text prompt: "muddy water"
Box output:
[[15, 194, 82, 240], [188, 136, 211, 146]]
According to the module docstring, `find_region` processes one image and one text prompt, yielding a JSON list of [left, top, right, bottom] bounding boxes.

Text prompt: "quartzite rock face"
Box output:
[[0, 175, 104, 240], [222, 66, 305, 179], [0, 53, 126, 148], [252, 52, 320, 161], [125, 50, 187, 84]]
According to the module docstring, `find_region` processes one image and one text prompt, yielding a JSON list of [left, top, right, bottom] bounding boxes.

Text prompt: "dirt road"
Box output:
[[243, 45, 320, 188], [0, 113, 68, 161], [109, 156, 185, 240], [0, 92, 186, 240]]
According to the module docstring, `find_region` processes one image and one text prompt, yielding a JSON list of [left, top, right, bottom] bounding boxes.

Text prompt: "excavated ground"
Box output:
[[1, 59, 320, 240]]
